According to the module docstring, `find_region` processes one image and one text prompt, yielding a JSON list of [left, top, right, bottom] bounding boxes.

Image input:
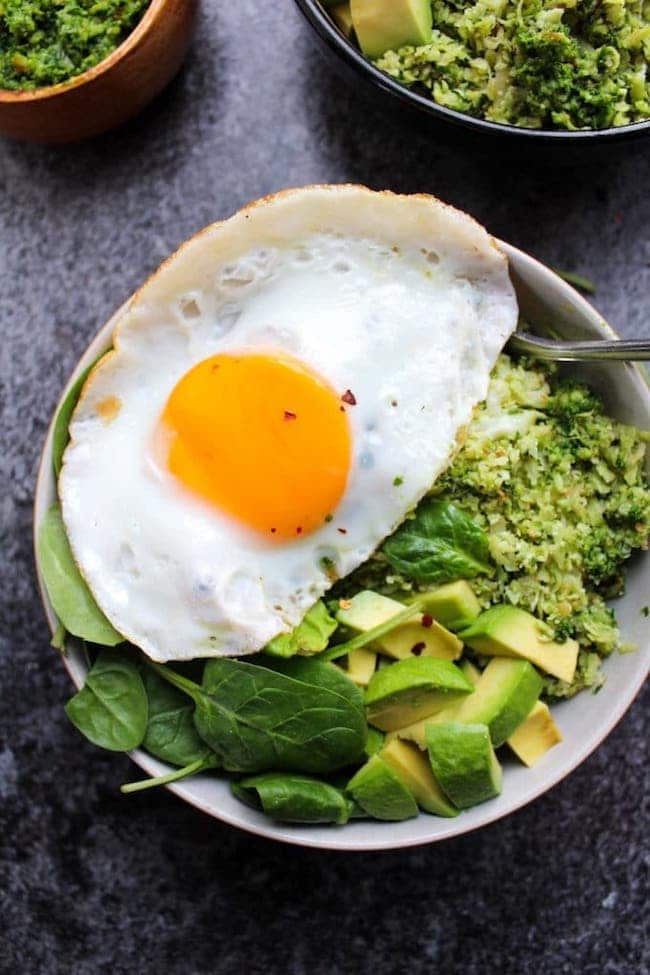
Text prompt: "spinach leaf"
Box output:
[[151, 656, 367, 774], [263, 601, 337, 658], [52, 357, 103, 479], [231, 773, 353, 824], [383, 500, 492, 584], [50, 621, 67, 652], [142, 666, 215, 767], [37, 504, 123, 646], [65, 648, 147, 751]]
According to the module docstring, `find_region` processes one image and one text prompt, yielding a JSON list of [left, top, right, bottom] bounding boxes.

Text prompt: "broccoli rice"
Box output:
[[375, 0, 650, 130], [338, 354, 650, 700]]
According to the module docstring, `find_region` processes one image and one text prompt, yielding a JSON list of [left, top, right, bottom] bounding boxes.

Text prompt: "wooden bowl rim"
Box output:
[[0, 0, 172, 103]]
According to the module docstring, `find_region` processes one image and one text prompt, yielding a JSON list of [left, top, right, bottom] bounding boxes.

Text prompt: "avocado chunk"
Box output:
[[426, 723, 502, 809], [350, 0, 433, 59], [411, 581, 481, 631], [346, 646, 377, 686], [460, 658, 481, 685], [346, 754, 419, 820], [381, 738, 458, 817], [329, 2, 355, 37], [336, 591, 462, 661], [364, 656, 473, 732], [459, 605, 579, 683], [508, 701, 563, 767], [395, 656, 542, 748], [364, 726, 385, 757]]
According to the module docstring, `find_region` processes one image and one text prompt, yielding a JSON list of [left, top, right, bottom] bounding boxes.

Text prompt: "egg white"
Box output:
[[59, 187, 517, 661]]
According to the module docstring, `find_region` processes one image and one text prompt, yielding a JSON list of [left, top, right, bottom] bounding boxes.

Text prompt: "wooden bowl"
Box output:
[[0, 0, 198, 143]]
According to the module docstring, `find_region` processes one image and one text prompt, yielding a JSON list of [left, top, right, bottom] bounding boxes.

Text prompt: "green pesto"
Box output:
[[0, 0, 150, 91], [374, 0, 650, 130], [337, 354, 650, 700]]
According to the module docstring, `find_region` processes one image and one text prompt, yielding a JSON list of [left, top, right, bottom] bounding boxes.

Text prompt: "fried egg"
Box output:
[[59, 186, 517, 661]]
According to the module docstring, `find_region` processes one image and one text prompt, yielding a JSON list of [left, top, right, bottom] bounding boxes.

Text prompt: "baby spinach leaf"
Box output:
[[383, 500, 492, 584], [142, 666, 215, 767], [37, 504, 123, 646], [231, 773, 353, 824], [263, 601, 337, 658], [50, 622, 67, 653], [121, 753, 219, 794], [150, 656, 367, 775], [65, 648, 147, 751], [52, 356, 103, 479]]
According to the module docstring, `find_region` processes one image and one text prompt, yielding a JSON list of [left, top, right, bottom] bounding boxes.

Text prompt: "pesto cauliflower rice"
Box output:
[[372, 0, 650, 130], [339, 354, 650, 699]]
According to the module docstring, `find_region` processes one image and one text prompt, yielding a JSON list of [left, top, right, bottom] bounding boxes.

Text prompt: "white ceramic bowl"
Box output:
[[34, 238, 649, 851]]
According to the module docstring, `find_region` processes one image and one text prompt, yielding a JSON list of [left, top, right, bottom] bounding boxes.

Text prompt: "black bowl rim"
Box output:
[[295, 0, 650, 143]]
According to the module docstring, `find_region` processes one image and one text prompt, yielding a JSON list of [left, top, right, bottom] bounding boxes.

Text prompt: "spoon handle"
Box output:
[[508, 331, 650, 362]]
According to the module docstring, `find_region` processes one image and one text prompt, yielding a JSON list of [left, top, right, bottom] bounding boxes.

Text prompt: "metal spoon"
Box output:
[[508, 331, 650, 361]]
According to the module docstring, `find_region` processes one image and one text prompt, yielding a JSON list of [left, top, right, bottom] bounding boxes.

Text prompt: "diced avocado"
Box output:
[[411, 581, 481, 631], [395, 656, 542, 748], [346, 647, 377, 686], [336, 591, 462, 661], [346, 755, 419, 821], [364, 657, 473, 732], [379, 619, 462, 661], [460, 659, 481, 685], [380, 738, 458, 817], [508, 701, 563, 767], [365, 726, 385, 757], [350, 0, 433, 59], [426, 723, 502, 809], [454, 657, 542, 746], [329, 2, 354, 37], [459, 605, 579, 683]]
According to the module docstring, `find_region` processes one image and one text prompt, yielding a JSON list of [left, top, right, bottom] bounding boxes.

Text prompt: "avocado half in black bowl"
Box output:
[[294, 0, 650, 162]]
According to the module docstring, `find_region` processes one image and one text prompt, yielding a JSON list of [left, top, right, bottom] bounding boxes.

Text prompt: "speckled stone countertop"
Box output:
[[1, 4, 648, 974]]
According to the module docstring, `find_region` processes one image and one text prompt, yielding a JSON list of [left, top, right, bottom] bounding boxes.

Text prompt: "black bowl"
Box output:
[[294, 0, 650, 161]]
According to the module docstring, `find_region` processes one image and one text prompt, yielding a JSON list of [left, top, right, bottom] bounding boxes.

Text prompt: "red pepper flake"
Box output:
[[421, 614, 433, 628], [337, 527, 347, 534], [296, 526, 303, 535], [411, 642, 426, 656], [341, 389, 357, 406], [284, 410, 297, 421], [339, 598, 352, 610]]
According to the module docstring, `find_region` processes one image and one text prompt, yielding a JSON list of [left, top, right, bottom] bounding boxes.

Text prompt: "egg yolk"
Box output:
[[158, 352, 352, 540]]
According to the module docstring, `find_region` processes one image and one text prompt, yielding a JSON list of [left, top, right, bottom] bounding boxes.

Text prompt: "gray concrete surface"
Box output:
[[0, 3, 648, 974]]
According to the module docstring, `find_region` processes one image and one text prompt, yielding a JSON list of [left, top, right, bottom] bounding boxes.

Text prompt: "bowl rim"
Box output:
[[0, 0, 167, 103], [294, 0, 650, 142], [32, 230, 650, 852]]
